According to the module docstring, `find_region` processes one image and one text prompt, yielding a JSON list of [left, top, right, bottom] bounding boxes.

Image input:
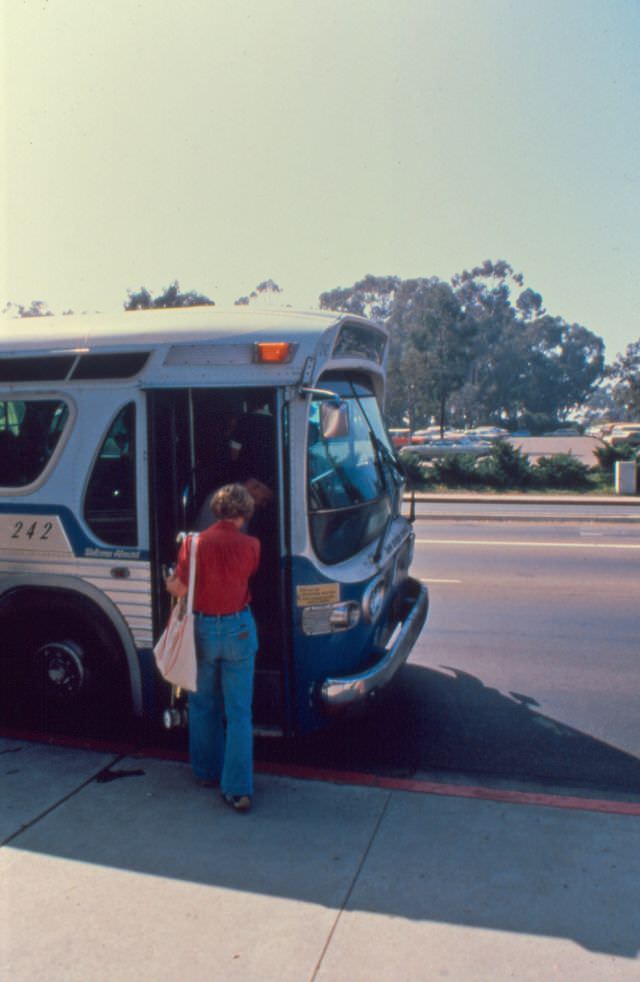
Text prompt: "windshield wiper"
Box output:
[[372, 431, 405, 487], [349, 392, 404, 563], [372, 506, 394, 564]]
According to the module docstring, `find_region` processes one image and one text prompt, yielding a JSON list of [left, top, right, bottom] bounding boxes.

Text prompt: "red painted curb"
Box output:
[[3, 727, 639, 817], [254, 760, 640, 816]]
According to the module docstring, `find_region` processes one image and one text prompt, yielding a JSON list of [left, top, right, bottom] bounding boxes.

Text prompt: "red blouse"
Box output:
[[176, 520, 260, 615]]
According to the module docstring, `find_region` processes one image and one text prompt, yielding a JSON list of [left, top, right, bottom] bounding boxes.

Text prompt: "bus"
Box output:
[[0, 306, 428, 737]]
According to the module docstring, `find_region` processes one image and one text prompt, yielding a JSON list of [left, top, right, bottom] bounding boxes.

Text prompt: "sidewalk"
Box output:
[[2, 736, 639, 980]]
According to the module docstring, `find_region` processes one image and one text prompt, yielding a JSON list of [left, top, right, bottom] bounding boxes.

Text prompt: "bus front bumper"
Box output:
[[319, 577, 429, 711]]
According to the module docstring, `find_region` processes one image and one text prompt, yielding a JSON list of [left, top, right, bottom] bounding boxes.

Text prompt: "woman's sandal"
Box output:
[[222, 793, 252, 812]]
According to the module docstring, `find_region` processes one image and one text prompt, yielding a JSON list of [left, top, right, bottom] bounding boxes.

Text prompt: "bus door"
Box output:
[[146, 387, 289, 732]]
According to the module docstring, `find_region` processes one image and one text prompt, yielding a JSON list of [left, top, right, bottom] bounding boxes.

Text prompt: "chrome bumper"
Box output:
[[320, 577, 429, 711]]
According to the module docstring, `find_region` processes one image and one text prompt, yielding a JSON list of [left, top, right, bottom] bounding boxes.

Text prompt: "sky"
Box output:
[[2, 0, 639, 361]]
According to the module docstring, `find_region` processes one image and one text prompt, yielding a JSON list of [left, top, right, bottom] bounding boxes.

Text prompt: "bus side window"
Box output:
[[84, 403, 137, 546], [0, 399, 69, 487]]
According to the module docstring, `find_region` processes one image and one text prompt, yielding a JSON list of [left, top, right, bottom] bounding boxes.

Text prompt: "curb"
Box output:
[[405, 493, 639, 506], [402, 494, 640, 523], [408, 512, 640, 524]]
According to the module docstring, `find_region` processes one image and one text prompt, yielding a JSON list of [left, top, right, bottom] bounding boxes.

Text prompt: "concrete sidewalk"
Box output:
[[2, 737, 639, 980]]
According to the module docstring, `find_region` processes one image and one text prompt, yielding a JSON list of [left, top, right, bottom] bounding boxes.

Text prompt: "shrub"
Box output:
[[475, 440, 534, 489], [593, 441, 639, 476], [430, 453, 479, 487], [533, 454, 592, 491], [398, 452, 430, 488]]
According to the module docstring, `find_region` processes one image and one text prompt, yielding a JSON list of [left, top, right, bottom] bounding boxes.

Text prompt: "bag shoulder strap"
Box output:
[[185, 533, 199, 614]]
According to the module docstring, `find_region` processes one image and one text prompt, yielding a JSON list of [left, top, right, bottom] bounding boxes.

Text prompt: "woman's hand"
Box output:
[[165, 572, 188, 599], [244, 477, 273, 507]]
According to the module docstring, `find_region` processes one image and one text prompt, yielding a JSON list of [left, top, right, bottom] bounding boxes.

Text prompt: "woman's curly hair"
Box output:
[[211, 483, 255, 521]]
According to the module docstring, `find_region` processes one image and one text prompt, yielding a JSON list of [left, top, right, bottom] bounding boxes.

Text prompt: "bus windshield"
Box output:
[[307, 380, 402, 564]]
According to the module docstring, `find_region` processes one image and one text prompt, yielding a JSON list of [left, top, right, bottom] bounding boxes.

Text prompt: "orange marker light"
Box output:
[[253, 342, 295, 364]]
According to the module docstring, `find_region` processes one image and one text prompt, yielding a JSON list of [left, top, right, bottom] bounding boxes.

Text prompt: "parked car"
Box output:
[[604, 425, 640, 448], [410, 426, 442, 443], [467, 426, 510, 441], [388, 427, 411, 448], [585, 423, 609, 437], [400, 437, 492, 459]]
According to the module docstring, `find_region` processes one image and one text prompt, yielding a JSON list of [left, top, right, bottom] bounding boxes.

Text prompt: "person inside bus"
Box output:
[[229, 395, 276, 490], [307, 420, 332, 479], [165, 483, 260, 813]]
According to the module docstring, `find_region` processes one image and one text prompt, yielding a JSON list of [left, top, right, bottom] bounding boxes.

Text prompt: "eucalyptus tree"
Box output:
[[234, 280, 283, 305], [608, 339, 640, 417], [320, 263, 606, 432], [124, 281, 214, 310]]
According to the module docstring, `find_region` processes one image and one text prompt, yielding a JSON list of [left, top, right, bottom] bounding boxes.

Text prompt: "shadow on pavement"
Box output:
[[256, 662, 640, 796]]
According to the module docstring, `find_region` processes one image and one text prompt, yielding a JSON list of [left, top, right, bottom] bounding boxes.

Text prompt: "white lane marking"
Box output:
[[416, 538, 640, 550], [421, 577, 462, 584]]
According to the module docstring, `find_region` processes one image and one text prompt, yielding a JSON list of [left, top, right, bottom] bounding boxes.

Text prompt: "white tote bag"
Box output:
[[153, 534, 199, 692]]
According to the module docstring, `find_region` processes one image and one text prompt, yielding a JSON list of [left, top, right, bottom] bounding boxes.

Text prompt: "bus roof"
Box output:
[[0, 306, 354, 355], [0, 306, 388, 391]]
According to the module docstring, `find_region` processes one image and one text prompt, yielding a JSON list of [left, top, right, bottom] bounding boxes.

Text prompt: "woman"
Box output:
[[166, 483, 260, 812]]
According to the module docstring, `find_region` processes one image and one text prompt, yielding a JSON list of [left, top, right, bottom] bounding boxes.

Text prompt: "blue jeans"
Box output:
[[189, 608, 258, 797]]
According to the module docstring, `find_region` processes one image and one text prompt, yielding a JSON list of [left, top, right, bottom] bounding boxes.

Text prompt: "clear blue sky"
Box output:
[[2, 0, 639, 360]]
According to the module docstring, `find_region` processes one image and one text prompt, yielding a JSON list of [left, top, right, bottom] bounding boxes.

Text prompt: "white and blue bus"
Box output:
[[0, 306, 428, 736]]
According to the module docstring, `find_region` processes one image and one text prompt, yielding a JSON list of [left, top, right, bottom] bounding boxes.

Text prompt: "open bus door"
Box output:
[[146, 387, 290, 734]]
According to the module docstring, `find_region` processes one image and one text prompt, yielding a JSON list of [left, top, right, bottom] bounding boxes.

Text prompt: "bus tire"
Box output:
[[0, 589, 131, 732]]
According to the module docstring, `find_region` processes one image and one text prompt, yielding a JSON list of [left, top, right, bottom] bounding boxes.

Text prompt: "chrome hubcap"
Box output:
[[36, 640, 86, 696]]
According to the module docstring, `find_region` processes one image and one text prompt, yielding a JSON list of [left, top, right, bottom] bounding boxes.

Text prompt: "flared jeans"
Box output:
[[189, 607, 257, 797]]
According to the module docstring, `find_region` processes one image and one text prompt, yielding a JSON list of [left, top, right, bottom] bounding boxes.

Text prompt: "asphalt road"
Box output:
[[259, 516, 640, 795], [411, 518, 640, 751]]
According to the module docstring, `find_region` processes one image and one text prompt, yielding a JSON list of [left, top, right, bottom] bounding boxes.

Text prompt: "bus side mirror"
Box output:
[[320, 401, 349, 440]]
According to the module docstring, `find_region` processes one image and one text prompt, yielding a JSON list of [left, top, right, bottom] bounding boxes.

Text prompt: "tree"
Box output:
[[234, 280, 283, 305], [395, 281, 476, 434], [608, 339, 640, 417], [3, 300, 53, 318], [124, 281, 214, 310], [529, 319, 605, 420], [576, 382, 618, 428], [319, 261, 606, 432], [320, 275, 443, 427], [319, 274, 401, 321], [448, 261, 604, 430], [471, 314, 604, 432]]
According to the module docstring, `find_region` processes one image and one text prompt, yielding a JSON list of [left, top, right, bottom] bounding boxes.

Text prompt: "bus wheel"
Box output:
[[35, 640, 90, 700], [0, 591, 130, 733], [27, 619, 127, 732]]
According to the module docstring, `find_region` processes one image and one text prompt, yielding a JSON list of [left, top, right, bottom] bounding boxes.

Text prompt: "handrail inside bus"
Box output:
[[298, 386, 343, 402]]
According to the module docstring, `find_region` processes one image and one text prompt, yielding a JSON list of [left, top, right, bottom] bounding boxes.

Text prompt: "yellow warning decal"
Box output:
[[296, 583, 340, 607]]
